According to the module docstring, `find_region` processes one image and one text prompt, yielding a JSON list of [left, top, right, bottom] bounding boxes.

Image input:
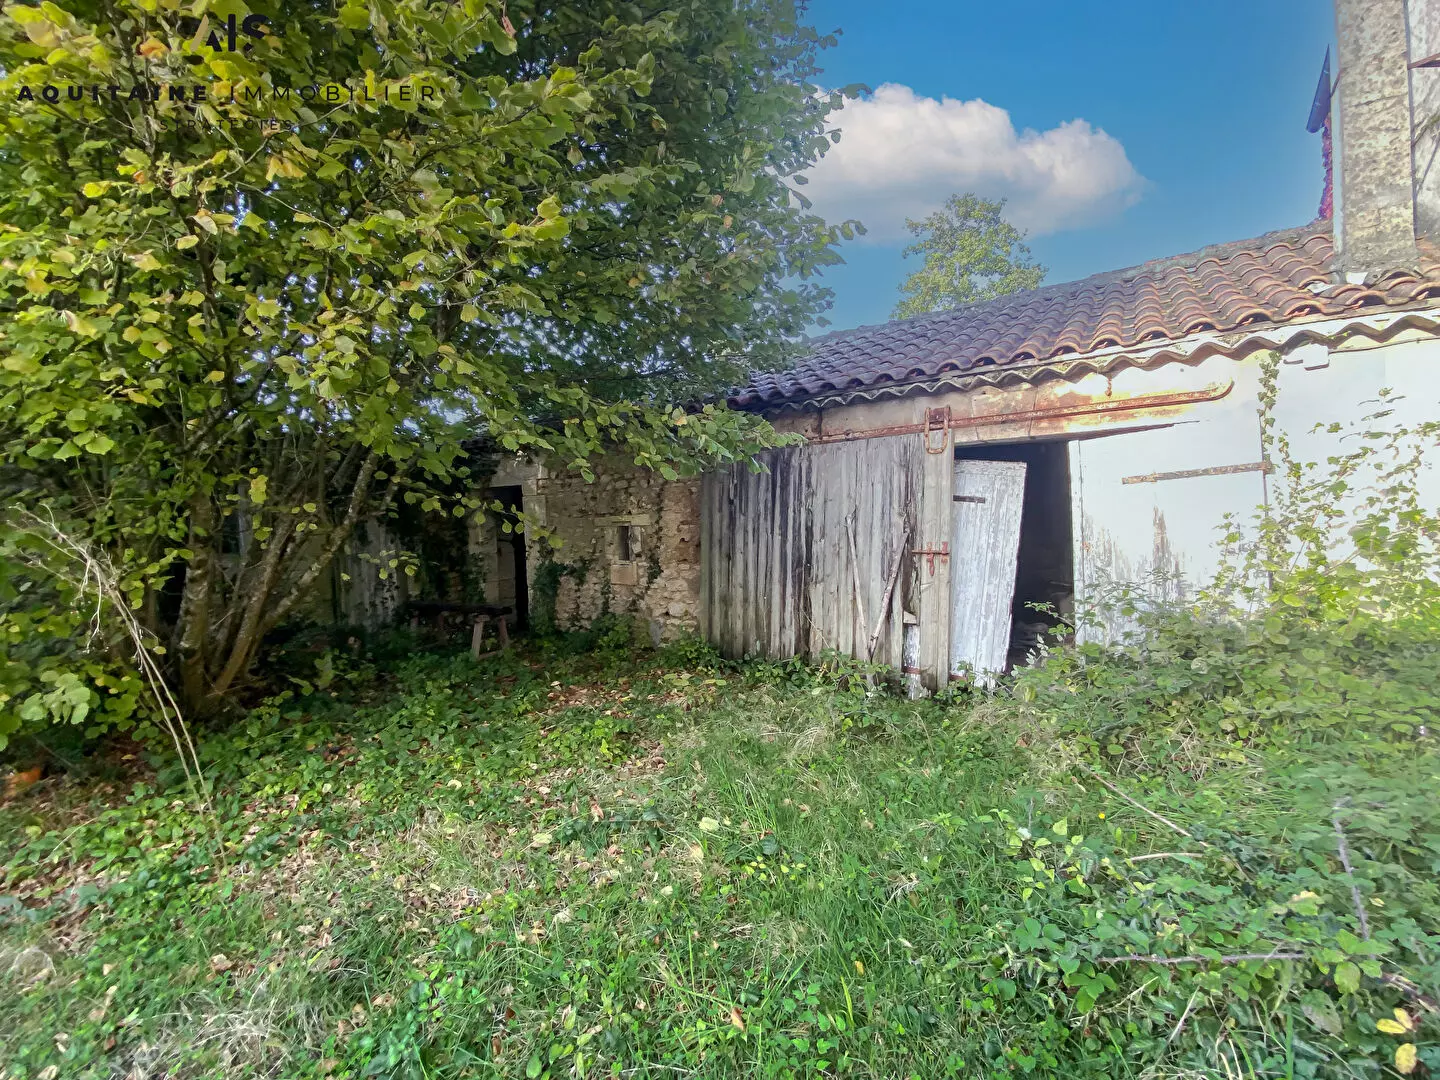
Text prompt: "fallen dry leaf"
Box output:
[[729, 1006, 746, 1032], [209, 954, 233, 973]]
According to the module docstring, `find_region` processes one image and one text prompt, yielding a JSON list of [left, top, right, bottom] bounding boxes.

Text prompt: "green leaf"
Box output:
[[1333, 961, 1361, 995], [338, 4, 369, 29]]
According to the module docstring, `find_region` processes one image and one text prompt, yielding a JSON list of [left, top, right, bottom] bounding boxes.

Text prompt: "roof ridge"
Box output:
[[819, 221, 1333, 345]]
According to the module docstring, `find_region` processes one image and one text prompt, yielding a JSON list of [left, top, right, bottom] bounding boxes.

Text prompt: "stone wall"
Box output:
[[522, 458, 701, 642]]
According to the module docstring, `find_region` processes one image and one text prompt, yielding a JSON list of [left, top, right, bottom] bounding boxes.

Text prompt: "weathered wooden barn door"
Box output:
[[949, 460, 1027, 678], [700, 434, 952, 685]]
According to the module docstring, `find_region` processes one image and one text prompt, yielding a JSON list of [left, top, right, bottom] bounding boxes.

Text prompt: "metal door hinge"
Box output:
[[924, 407, 951, 454], [912, 543, 950, 575]]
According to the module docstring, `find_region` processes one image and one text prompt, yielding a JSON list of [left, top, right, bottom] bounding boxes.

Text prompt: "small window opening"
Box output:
[[616, 524, 635, 562]]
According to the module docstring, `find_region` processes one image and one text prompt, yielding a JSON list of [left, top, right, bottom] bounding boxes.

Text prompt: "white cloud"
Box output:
[[800, 84, 1145, 242]]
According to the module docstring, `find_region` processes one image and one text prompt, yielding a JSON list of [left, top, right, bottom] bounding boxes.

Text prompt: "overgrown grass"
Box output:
[[2, 623, 1439, 1079]]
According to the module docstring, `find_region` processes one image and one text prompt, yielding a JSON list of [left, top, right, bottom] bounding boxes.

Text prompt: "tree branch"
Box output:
[[1096, 951, 1304, 967], [261, 449, 382, 633]]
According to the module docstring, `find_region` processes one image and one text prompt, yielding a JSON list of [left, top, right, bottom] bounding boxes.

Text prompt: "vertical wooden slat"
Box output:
[[743, 460, 754, 656], [806, 445, 829, 657], [835, 443, 854, 657], [774, 452, 792, 658], [793, 446, 811, 657], [916, 435, 953, 690], [699, 472, 712, 642], [766, 457, 781, 656]]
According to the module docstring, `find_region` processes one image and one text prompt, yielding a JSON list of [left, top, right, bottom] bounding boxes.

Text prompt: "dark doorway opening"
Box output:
[[490, 485, 529, 632], [954, 440, 1073, 669]]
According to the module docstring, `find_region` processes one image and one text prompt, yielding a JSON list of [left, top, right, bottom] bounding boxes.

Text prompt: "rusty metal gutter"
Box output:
[[808, 381, 1235, 445]]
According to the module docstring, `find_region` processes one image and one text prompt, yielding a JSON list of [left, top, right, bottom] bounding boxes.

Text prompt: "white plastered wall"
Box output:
[[1070, 326, 1440, 642]]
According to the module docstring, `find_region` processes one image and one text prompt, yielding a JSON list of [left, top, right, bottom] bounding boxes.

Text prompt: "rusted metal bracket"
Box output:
[[1122, 460, 1273, 485], [912, 542, 949, 575], [924, 406, 951, 454]]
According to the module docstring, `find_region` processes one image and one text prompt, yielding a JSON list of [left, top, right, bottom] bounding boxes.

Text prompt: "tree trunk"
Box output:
[[206, 513, 295, 703], [174, 494, 215, 715], [205, 450, 382, 703]]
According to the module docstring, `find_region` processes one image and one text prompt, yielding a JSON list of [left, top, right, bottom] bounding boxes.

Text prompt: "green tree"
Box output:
[[0, 0, 856, 734], [892, 194, 1045, 319]]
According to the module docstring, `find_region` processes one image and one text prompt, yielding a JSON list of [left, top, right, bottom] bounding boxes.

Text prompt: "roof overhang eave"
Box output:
[[738, 302, 1440, 414]]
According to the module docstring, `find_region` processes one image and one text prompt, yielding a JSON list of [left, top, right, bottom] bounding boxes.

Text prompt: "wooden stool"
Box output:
[[469, 614, 511, 658]]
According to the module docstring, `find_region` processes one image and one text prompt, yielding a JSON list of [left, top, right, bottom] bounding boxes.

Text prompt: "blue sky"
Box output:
[[801, 0, 1335, 331]]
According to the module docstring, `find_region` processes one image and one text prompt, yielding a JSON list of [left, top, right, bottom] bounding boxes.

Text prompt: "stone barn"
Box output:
[[440, 0, 1440, 687]]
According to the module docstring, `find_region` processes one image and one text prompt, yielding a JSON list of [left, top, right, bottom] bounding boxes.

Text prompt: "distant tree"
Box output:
[[892, 194, 1046, 318]]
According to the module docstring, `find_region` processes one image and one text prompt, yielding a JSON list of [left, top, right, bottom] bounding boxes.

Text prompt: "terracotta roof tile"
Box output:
[[734, 223, 1440, 408]]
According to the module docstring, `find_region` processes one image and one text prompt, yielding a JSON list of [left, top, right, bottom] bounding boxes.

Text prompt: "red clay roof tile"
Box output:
[[733, 224, 1440, 408]]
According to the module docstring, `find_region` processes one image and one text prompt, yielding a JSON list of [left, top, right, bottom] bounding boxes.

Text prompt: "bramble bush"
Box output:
[[978, 353, 1440, 1076]]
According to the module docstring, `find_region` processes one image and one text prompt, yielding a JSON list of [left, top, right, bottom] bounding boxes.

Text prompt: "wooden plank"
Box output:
[[791, 447, 810, 657], [867, 524, 910, 660], [738, 460, 755, 656], [699, 473, 713, 642], [915, 436, 953, 689], [729, 464, 745, 656], [838, 444, 856, 655], [949, 460, 1027, 677], [811, 444, 831, 658], [769, 457, 784, 656]]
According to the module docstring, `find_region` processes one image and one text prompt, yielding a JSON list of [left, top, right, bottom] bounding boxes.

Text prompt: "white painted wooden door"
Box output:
[[950, 460, 1027, 678]]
